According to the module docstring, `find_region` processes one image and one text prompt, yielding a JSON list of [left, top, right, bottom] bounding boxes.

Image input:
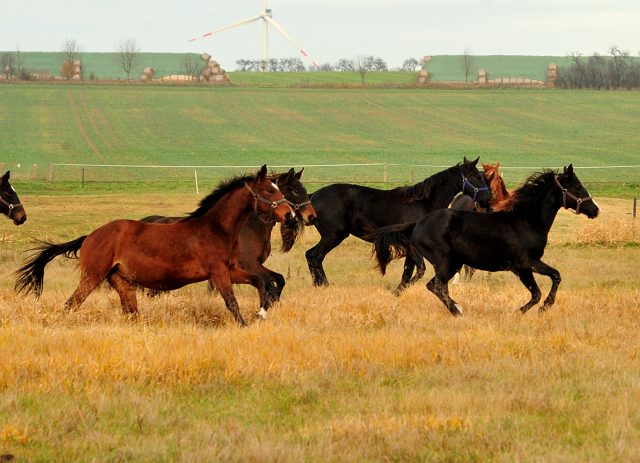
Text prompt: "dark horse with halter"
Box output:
[[140, 168, 316, 318], [373, 165, 600, 316], [1, 171, 27, 226], [15, 166, 295, 326], [306, 157, 492, 294]]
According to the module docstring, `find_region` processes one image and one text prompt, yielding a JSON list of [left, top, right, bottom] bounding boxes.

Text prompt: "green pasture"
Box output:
[[424, 55, 567, 82], [1, 84, 639, 197]]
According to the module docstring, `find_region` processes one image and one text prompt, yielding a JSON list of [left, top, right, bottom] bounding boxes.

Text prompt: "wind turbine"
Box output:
[[188, 0, 318, 71]]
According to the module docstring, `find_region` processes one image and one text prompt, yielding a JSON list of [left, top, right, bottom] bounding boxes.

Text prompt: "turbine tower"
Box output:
[[188, 0, 318, 72]]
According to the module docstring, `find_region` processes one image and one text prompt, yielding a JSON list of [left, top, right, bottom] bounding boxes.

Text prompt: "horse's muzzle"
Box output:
[[13, 211, 27, 225]]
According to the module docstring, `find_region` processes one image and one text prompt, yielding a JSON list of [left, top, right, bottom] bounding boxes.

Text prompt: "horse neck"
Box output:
[[420, 168, 463, 211], [204, 187, 256, 240], [522, 179, 563, 232]]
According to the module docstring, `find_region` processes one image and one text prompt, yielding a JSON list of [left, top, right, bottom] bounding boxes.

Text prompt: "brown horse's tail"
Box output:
[[14, 236, 87, 297], [372, 222, 417, 275]]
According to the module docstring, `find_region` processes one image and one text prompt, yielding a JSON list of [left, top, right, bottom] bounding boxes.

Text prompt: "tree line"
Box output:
[[555, 47, 640, 89]]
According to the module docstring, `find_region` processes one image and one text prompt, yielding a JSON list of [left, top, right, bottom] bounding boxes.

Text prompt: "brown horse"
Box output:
[[482, 162, 510, 205], [140, 168, 316, 318], [1, 171, 27, 225], [15, 166, 294, 326]]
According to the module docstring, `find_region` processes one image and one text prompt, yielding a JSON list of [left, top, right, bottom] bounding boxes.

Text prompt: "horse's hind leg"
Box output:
[[529, 261, 561, 312], [262, 267, 285, 300], [64, 272, 103, 311], [513, 269, 542, 314], [394, 253, 426, 295], [425, 276, 464, 316], [107, 272, 138, 317]]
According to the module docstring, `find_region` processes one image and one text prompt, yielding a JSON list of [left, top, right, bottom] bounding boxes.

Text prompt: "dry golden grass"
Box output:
[[1, 194, 640, 461]]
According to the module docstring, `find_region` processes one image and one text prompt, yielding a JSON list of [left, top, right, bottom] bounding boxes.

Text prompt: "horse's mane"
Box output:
[[397, 165, 459, 203], [180, 172, 258, 221], [280, 218, 305, 253], [493, 169, 556, 212], [494, 173, 510, 199]]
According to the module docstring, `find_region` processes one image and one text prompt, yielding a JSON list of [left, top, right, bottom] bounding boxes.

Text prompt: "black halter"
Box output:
[[286, 199, 311, 211], [244, 182, 289, 224], [0, 196, 22, 219], [461, 172, 489, 202], [555, 176, 594, 215]]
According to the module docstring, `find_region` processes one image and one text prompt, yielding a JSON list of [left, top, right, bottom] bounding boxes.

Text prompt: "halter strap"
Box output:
[[461, 172, 489, 202], [244, 182, 289, 224], [0, 196, 22, 219], [555, 176, 593, 215], [286, 199, 311, 211]]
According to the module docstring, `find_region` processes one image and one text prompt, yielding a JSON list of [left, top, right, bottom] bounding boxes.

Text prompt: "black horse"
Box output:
[[306, 157, 492, 293], [373, 165, 600, 316], [1, 171, 27, 225]]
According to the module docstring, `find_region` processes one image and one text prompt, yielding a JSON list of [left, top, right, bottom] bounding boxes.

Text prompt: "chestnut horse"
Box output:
[[373, 166, 600, 316], [140, 168, 316, 318], [482, 162, 510, 205], [1, 171, 27, 225], [15, 166, 294, 326]]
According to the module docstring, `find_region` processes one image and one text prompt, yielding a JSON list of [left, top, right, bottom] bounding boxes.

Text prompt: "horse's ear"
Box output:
[[463, 156, 469, 164], [1, 171, 9, 184], [470, 157, 480, 167], [563, 164, 574, 176], [295, 167, 304, 179], [481, 162, 488, 169], [495, 161, 500, 169], [257, 165, 268, 181]]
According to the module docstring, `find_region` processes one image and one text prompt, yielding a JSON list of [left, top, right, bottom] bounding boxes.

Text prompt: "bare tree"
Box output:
[[353, 55, 375, 86], [335, 58, 354, 72], [113, 38, 141, 82], [1, 52, 15, 79], [179, 54, 202, 77], [567, 52, 587, 89], [608, 46, 630, 88], [373, 57, 388, 71], [401, 58, 420, 71], [459, 48, 476, 87], [59, 38, 83, 80]]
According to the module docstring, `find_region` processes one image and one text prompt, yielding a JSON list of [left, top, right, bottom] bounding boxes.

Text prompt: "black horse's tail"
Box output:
[[372, 222, 417, 275], [14, 236, 87, 297]]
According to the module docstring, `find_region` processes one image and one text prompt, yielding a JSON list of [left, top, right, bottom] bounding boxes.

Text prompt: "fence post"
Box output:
[[82, 169, 85, 188], [49, 163, 53, 182], [195, 170, 199, 194], [383, 163, 387, 182], [634, 197, 637, 219]]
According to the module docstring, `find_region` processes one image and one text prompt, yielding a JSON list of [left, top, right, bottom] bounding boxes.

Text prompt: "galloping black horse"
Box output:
[[373, 165, 600, 316], [306, 157, 492, 293], [1, 171, 27, 226]]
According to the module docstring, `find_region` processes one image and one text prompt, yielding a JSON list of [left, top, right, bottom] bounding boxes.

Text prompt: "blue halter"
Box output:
[[461, 172, 489, 202]]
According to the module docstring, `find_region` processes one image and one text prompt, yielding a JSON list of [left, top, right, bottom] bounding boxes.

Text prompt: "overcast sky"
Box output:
[[2, 0, 639, 68]]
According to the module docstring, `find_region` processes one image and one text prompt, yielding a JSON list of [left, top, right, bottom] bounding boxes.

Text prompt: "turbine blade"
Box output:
[[263, 0, 268, 12], [263, 16, 318, 67], [188, 14, 262, 42]]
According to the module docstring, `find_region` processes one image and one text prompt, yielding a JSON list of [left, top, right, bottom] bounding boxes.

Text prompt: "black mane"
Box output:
[[398, 165, 460, 202], [180, 172, 258, 221], [494, 169, 557, 213]]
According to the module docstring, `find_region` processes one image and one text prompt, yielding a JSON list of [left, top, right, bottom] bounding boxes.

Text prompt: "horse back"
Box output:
[[312, 183, 433, 240]]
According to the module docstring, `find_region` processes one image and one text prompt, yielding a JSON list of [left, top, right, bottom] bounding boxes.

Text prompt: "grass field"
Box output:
[[1, 84, 640, 460], [1, 85, 640, 197], [0, 191, 639, 461]]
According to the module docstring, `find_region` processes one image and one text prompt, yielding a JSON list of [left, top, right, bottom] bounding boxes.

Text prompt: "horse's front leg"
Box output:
[[210, 270, 247, 327], [530, 261, 561, 312], [228, 266, 273, 320]]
